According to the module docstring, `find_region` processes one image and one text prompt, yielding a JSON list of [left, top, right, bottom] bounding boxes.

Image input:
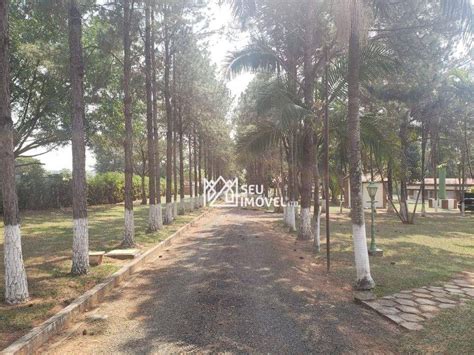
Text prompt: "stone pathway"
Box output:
[[361, 271, 474, 331]]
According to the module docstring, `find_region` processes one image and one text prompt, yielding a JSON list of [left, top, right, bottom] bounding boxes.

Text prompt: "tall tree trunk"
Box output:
[[432, 130, 438, 213], [313, 141, 321, 253], [323, 47, 331, 270], [286, 134, 296, 231], [122, 0, 135, 246], [461, 115, 467, 216], [172, 54, 178, 211], [347, 2, 374, 290], [421, 119, 427, 216], [141, 173, 146, 205], [145, 1, 159, 231], [0, 0, 29, 304], [198, 136, 202, 196], [68, 0, 89, 275], [141, 148, 147, 205], [188, 134, 194, 210], [399, 112, 410, 223], [163, 24, 173, 223], [208, 150, 213, 181], [204, 144, 208, 181], [178, 109, 185, 213], [299, 129, 313, 240], [173, 128, 178, 202], [285, 55, 298, 231], [151, 8, 162, 228], [193, 128, 198, 207], [298, 4, 315, 241], [387, 159, 394, 211]]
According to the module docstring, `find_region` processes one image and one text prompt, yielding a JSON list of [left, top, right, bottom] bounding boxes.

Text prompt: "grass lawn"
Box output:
[[399, 300, 474, 353], [0, 202, 203, 350], [315, 208, 473, 296], [277, 206, 474, 353]]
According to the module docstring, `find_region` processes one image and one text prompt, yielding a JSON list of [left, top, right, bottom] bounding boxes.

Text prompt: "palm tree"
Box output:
[[68, 0, 89, 274], [122, 0, 135, 246], [298, 0, 317, 241], [0, 0, 29, 304], [340, 0, 472, 289]]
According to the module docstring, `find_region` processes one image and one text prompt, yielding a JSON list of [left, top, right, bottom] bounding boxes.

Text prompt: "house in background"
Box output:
[[407, 178, 474, 202], [343, 175, 387, 209]]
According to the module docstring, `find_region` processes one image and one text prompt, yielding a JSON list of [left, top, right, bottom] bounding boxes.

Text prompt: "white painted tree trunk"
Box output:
[[164, 203, 173, 224], [298, 207, 312, 240], [4, 225, 29, 304], [352, 223, 375, 290], [313, 207, 321, 252], [178, 200, 185, 215], [421, 203, 426, 217], [400, 201, 409, 223], [189, 197, 195, 211], [320, 199, 326, 213], [123, 209, 135, 247], [72, 218, 89, 274], [287, 202, 296, 232], [148, 204, 161, 231], [156, 204, 163, 229], [283, 205, 288, 225], [173, 202, 178, 218], [435, 199, 438, 213]]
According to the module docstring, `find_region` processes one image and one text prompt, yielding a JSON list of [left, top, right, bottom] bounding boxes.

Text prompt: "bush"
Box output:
[[0, 164, 150, 213], [88, 172, 144, 205]]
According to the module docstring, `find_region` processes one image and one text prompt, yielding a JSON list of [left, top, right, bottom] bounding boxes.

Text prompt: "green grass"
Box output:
[[277, 206, 474, 353], [315, 208, 474, 296], [0, 202, 203, 350], [399, 300, 474, 354]]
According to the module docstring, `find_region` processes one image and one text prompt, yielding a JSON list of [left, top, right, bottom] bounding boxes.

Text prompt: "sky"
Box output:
[[34, 1, 252, 172]]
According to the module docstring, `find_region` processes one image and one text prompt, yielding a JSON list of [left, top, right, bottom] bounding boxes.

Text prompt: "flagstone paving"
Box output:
[[361, 271, 474, 331]]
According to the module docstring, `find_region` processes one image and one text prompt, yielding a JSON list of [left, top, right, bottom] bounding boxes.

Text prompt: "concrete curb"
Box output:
[[1, 209, 210, 355]]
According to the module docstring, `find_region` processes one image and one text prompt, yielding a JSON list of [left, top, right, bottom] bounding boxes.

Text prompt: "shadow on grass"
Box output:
[[280, 210, 474, 296], [0, 203, 203, 349]]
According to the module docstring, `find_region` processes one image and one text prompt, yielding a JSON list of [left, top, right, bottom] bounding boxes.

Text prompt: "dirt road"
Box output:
[[43, 208, 398, 354]]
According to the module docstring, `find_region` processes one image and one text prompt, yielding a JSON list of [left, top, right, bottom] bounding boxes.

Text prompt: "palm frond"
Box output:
[[236, 122, 281, 154], [441, 0, 473, 33], [255, 78, 311, 131], [225, 41, 280, 78], [327, 42, 398, 102], [223, 0, 256, 22]]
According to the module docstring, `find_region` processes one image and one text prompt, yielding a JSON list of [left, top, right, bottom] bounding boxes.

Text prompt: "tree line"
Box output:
[[0, 0, 232, 304], [228, 0, 473, 289]]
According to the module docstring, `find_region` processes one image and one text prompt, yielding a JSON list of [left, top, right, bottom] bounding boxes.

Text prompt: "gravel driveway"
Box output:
[[44, 208, 399, 354]]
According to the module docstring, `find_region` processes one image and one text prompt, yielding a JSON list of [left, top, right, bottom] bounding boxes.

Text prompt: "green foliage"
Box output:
[[87, 172, 143, 205], [0, 159, 152, 212], [9, 1, 70, 157]]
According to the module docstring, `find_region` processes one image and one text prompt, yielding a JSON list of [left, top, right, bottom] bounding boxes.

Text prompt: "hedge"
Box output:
[[0, 170, 166, 213]]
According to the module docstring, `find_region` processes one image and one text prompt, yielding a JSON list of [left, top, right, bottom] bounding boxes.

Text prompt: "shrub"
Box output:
[[0, 167, 150, 213]]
